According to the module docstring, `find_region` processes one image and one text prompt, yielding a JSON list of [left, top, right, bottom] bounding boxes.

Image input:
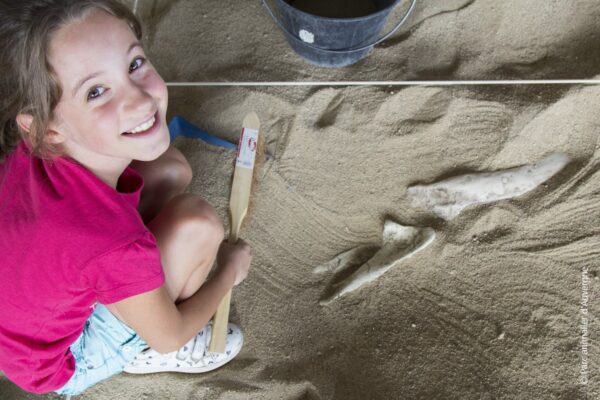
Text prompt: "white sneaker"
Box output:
[[123, 323, 243, 374]]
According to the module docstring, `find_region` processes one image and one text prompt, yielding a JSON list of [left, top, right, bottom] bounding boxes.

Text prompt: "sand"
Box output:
[[2, 0, 599, 399]]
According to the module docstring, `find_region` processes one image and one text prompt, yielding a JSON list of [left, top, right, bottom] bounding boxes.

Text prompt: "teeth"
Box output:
[[126, 115, 155, 134]]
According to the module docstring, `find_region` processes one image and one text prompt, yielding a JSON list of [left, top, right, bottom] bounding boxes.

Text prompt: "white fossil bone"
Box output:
[[312, 245, 378, 275], [406, 153, 570, 220], [320, 221, 435, 305]]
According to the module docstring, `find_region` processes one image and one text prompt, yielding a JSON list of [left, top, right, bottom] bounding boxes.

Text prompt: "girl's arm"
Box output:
[[108, 246, 249, 353]]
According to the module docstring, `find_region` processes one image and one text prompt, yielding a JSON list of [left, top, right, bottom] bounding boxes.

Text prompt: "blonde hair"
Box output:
[[0, 0, 142, 161]]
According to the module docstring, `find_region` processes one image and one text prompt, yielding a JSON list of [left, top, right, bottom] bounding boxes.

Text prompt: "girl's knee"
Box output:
[[168, 153, 193, 190], [155, 151, 193, 191], [173, 194, 225, 246], [139, 146, 193, 191]]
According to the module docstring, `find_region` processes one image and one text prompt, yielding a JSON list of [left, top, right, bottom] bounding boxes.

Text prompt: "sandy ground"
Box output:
[[2, 0, 600, 399]]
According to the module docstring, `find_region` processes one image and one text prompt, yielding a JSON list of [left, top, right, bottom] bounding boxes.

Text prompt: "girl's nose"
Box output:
[[122, 80, 154, 116]]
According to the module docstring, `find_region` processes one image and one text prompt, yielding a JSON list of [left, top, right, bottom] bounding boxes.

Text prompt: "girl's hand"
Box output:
[[217, 239, 252, 286]]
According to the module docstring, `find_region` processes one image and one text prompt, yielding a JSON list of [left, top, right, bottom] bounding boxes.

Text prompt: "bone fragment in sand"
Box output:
[[406, 153, 570, 220], [319, 221, 435, 305], [312, 245, 378, 275]]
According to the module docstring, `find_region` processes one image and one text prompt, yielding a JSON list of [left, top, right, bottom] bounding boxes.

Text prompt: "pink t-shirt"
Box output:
[[0, 141, 165, 394]]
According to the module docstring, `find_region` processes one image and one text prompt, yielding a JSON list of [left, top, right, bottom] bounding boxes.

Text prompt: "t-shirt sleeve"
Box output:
[[80, 230, 166, 304]]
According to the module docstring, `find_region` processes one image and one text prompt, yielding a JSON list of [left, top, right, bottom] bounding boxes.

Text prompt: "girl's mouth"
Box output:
[[122, 112, 160, 138]]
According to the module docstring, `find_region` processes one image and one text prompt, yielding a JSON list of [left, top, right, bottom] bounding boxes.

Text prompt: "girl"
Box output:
[[0, 0, 252, 396]]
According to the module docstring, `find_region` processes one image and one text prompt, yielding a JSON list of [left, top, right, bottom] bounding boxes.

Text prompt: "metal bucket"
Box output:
[[263, 0, 417, 67]]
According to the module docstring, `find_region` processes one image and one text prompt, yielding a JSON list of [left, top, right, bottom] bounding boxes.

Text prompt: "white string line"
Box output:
[[133, 0, 139, 15], [166, 80, 600, 87]]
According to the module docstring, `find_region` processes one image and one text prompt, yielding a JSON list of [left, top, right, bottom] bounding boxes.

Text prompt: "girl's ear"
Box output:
[[15, 113, 33, 133], [16, 113, 66, 145]]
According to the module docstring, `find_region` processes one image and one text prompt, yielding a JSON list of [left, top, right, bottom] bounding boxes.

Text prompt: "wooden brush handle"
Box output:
[[209, 292, 232, 353], [208, 217, 244, 353], [209, 170, 251, 352], [209, 114, 259, 353]]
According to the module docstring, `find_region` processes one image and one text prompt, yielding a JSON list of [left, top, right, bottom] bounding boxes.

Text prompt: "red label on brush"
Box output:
[[236, 128, 258, 169]]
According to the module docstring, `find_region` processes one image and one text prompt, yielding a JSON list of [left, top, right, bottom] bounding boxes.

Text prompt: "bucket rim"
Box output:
[[275, 0, 403, 22]]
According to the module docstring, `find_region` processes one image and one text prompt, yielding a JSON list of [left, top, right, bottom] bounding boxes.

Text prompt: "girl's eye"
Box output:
[[87, 86, 106, 101], [129, 57, 145, 73]]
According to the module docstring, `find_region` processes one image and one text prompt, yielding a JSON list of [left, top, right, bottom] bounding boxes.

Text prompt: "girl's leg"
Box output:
[[129, 145, 193, 224], [129, 144, 223, 302], [146, 193, 225, 302]]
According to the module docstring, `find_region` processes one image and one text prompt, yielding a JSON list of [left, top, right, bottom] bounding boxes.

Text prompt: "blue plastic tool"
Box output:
[[168, 116, 237, 150]]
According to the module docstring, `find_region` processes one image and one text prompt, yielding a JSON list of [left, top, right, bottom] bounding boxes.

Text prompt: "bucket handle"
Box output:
[[261, 0, 417, 54]]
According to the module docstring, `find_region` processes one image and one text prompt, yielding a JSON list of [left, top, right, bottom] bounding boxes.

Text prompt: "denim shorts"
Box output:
[[54, 304, 148, 396]]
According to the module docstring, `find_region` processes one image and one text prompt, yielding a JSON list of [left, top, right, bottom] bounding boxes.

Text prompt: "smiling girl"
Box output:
[[0, 0, 251, 396]]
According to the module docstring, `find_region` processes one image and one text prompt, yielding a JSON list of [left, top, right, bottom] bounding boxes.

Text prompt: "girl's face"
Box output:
[[47, 10, 170, 164]]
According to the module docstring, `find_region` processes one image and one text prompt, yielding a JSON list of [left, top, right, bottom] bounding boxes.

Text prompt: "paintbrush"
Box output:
[[209, 112, 261, 353]]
